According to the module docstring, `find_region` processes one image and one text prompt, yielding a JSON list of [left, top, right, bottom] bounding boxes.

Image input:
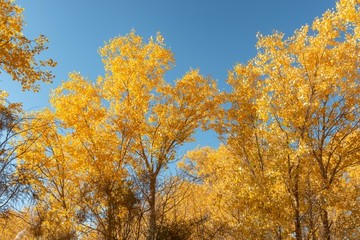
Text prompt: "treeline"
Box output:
[[0, 0, 359, 239]]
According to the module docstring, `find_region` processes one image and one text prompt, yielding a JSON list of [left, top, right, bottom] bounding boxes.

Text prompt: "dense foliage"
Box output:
[[0, 0, 359, 239]]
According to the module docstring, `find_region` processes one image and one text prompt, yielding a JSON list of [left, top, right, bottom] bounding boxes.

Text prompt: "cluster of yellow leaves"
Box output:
[[183, 145, 292, 239], [16, 111, 82, 238], [0, 0, 56, 92]]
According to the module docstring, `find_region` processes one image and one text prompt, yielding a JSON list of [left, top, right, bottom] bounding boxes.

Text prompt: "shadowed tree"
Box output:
[[0, 0, 55, 214]]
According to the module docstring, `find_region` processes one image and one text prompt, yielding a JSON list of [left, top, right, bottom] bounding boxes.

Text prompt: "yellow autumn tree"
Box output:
[[17, 109, 82, 239], [18, 77, 137, 239], [18, 31, 219, 240], [98, 31, 219, 240], [50, 73, 140, 239], [183, 144, 292, 239], [214, 0, 360, 239]]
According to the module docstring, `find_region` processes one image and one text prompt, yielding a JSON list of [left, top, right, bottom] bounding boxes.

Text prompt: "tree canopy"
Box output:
[[0, 0, 359, 239]]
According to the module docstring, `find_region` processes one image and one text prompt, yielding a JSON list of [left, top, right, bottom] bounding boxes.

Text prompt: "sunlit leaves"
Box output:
[[0, 0, 56, 91], [18, 31, 219, 239], [187, 0, 360, 239]]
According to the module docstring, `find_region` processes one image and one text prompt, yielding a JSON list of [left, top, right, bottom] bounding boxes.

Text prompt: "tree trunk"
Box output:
[[319, 180, 331, 240], [320, 208, 331, 240], [295, 207, 302, 240], [294, 174, 302, 240], [148, 175, 157, 240], [276, 226, 283, 240], [106, 199, 115, 240]]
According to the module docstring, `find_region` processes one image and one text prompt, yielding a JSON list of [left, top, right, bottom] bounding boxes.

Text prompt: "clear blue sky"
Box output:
[[4, 0, 336, 149]]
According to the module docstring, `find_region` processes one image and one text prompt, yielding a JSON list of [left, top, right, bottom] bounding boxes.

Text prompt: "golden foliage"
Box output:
[[0, 0, 56, 91], [6, 0, 360, 239], [18, 31, 219, 239]]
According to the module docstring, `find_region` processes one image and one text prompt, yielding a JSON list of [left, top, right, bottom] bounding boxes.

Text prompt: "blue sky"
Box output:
[[4, 0, 336, 149]]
